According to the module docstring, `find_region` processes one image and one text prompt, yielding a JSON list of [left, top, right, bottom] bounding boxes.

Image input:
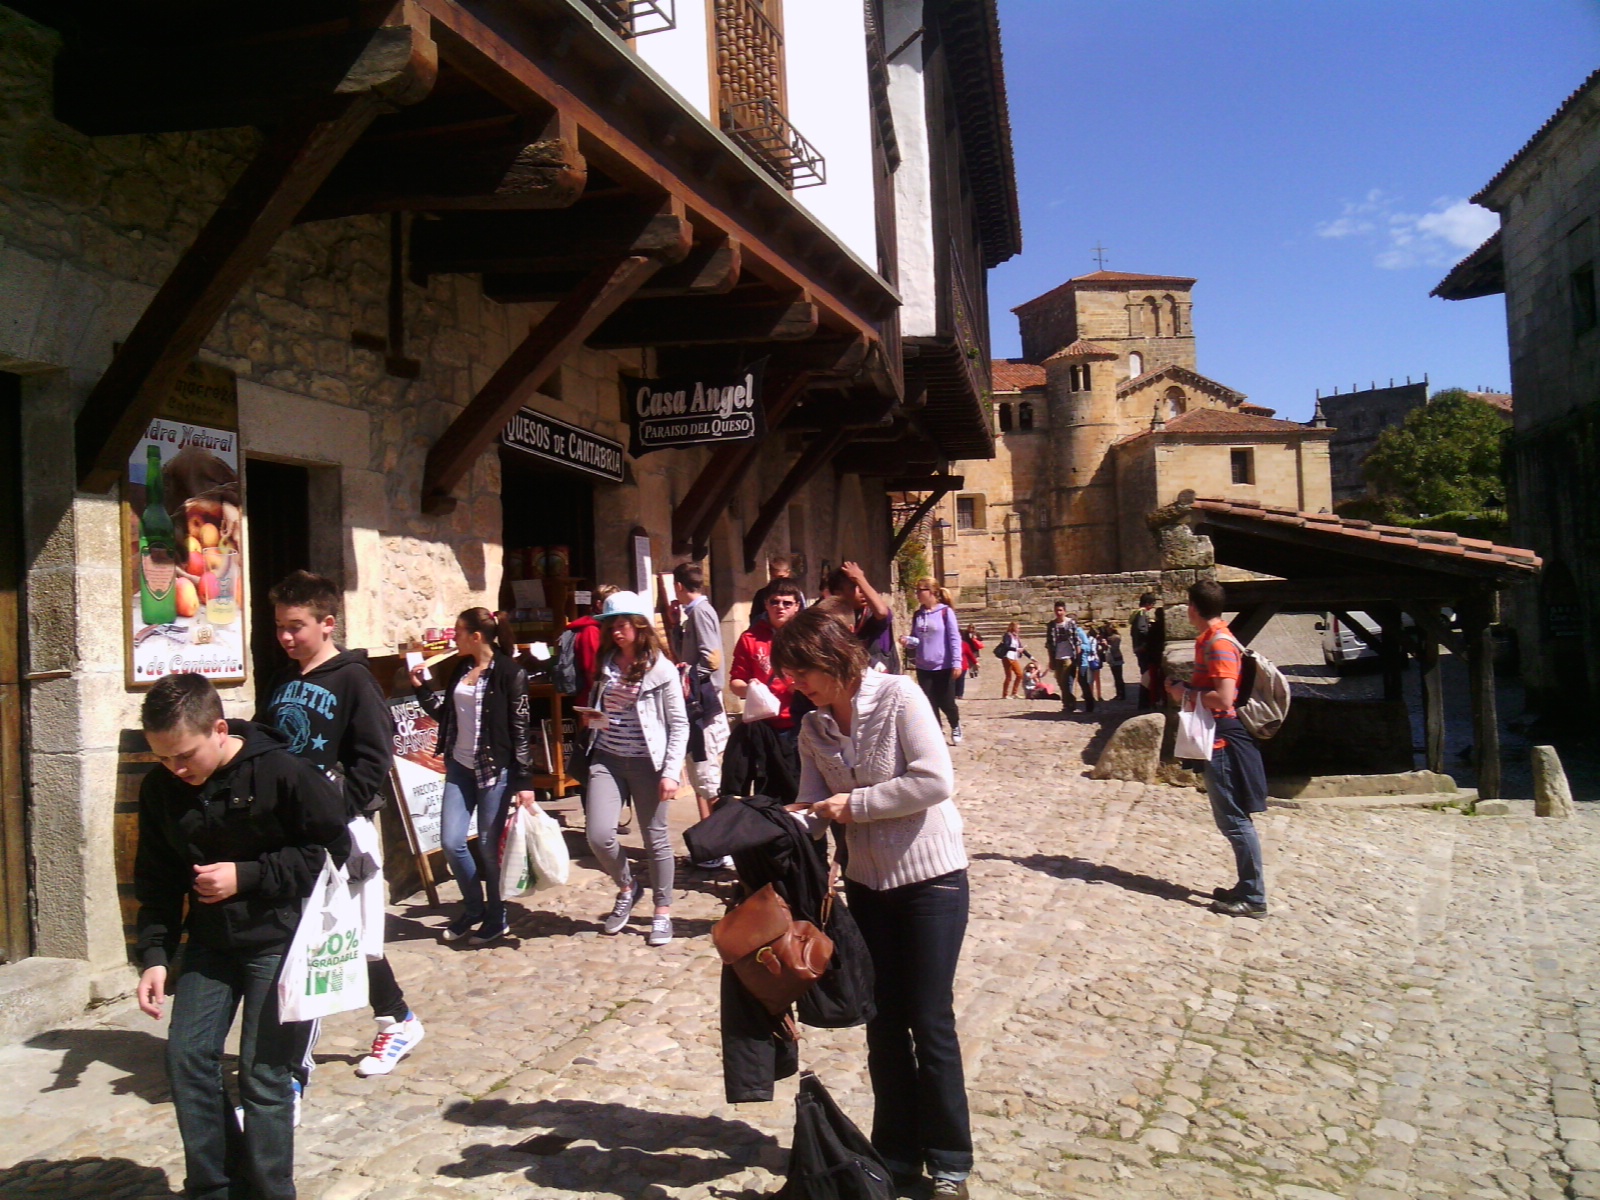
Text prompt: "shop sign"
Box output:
[[386, 694, 474, 856], [121, 359, 246, 689], [501, 407, 625, 483], [626, 360, 767, 456]]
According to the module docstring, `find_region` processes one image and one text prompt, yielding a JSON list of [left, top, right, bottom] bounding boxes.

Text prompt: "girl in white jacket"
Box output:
[[581, 591, 688, 946]]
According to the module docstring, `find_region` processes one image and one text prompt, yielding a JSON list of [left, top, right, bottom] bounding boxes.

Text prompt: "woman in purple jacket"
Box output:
[[903, 578, 963, 744]]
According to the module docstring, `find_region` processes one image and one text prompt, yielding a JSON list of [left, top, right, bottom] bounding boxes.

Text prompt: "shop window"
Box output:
[[998, 403, 1013, 432], [1230, 447, 1255, 485], [1572, 263, 1597, 336], [1018, 402, 1035, 430], [245, 459, 311, 685], [955, 494, 986, 531]]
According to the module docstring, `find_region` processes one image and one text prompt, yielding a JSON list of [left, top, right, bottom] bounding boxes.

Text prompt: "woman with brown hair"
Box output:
[[410, 608, 534, 946], [775, 606, 973, 1198], [997, 621, 1027, 698], [582, 591, 688, 947]]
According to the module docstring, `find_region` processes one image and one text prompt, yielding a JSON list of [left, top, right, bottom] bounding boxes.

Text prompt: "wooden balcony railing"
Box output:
[[579, 0, 677, 37]]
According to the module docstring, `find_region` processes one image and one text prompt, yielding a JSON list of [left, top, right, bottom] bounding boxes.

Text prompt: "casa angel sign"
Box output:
[[626, 359, 767, 456]]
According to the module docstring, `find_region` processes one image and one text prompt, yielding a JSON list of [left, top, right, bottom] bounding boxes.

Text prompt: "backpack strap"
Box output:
[[1213, 630, 1256, 703]]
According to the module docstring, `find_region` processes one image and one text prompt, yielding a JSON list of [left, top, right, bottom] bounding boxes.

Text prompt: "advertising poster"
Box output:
[[121, 360, 246, 688], [387, 694, 475, 855]]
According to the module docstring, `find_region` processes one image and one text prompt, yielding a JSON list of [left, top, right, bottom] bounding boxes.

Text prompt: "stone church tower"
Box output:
[[1016, 271, 1198, 573]]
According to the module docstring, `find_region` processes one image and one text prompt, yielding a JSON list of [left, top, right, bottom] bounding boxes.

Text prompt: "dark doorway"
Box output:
[[499, 447, 596, 595], [245, 460, 311, 688], [0, 373, 28, 962]]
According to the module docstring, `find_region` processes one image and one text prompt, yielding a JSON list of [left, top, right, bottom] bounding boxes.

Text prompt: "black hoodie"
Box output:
[[254, 649, 395, 816], [133, 720, 351, 970]]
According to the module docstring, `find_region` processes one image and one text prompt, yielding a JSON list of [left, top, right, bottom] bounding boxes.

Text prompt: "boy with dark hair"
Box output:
[[135, 672, 348, 1200], [1131, 592, 1161, 711], [1167, 579, 1269, 918], [256, 570, 425, 1081]]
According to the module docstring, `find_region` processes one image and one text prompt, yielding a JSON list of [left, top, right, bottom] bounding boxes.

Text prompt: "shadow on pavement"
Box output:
[[0, 1157, 180, 1197], [24, 1027, 172, 1103], [438, 1097, 778, 1198], [971, 852, 1204, 906]]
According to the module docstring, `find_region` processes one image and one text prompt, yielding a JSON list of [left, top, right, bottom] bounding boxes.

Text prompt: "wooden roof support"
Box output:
[[410, 196, 691, 277], [1461, 593, 1502, 801], [485, 236, 741, 304], [421, 254, 666, 514], [890, 478, 961, 557], [741, 427, 854, 571], [74, 89, 416, 491], [587, 294, 817, 349]]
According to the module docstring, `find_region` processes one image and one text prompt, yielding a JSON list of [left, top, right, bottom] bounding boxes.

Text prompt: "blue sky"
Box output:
[[988, 0, 1600, 420]]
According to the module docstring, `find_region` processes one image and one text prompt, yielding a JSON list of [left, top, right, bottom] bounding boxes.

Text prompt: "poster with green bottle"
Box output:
[[121, 360, 246, 689]]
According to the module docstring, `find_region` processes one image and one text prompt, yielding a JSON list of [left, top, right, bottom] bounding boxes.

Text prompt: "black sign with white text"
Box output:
[[500, 407, 625, 483], [627, 360, 767, 456]]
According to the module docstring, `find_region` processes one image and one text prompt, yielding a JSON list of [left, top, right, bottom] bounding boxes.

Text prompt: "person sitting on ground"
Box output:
[[581, 591, 688, 947], [775, 607, 974, 1199], [135, 672, 348, 1200], [1167, 579, 1269, 919], [1022, 660, 1055, 700]]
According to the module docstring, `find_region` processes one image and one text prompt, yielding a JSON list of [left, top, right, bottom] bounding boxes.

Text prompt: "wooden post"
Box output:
[[741, 427, 852, 570], [1462, 594, 1501, 800], [1419, 632, 1444, 774], [1377, 606, 1405, 703], [0, 374, 27, 962]]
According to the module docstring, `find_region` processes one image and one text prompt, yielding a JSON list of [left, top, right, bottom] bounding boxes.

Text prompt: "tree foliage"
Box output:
[[1362, 389, 1508, 517]]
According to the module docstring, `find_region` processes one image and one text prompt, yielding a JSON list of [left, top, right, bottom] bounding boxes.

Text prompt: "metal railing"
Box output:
[[579, 0, 676, 37], [722, 97, 826, 189]]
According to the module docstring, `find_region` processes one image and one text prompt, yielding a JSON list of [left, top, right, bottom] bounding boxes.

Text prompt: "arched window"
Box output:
[[998, 403, 1013, 432], [1128, 351, 1143, 379], [1166, 295, 1181, 336], [1081, 363, 1092, 390], [1145, 296, 1162, 337], [1018, 402, 1035, 430], [1164, 386, 1186, 420]]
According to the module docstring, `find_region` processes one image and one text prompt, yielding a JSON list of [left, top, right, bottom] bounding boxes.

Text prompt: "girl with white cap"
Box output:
[[580, 591, 688, 946]]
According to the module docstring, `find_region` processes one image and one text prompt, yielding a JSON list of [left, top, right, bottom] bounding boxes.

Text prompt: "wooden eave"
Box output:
[[1432, 230, 1504, 301]]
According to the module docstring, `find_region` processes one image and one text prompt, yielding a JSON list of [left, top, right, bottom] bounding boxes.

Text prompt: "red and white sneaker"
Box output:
[[356, 1012, 425, 1077]]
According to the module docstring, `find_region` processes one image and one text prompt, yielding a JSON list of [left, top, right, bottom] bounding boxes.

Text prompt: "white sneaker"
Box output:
[[951, 726, 964, 745], [356, 1013, 425, 1077]]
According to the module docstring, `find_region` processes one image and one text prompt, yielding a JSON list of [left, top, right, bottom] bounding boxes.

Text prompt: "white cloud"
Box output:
[[1316, 192, 1498, 269]]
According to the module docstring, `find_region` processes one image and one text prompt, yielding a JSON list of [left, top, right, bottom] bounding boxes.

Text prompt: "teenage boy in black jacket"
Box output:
[[135, 672, 348, 1200], [255, 570, 425, 1082]]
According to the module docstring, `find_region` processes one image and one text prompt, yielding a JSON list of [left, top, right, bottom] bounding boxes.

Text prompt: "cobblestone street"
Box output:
[[3, 667, 1598, 1200]]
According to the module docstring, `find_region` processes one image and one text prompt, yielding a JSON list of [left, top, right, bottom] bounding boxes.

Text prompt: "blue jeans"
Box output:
[[441, 761, 511, 928], [1204, 745, 1266, 905], [166, 944, 303, 1200], [846, 869, 973, 1182]]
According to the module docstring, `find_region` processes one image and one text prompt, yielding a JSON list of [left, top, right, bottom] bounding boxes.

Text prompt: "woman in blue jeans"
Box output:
[[411, 608, 534, 945], [779, 606, 974, 1199]]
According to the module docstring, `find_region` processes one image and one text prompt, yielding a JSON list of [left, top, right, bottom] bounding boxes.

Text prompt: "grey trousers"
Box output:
[[586, 750, 675, 909]]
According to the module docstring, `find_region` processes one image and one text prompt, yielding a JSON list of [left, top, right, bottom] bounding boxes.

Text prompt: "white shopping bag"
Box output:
[[1174, 692, 1217, 761], [742, 678, 781, 722], [527, 806, 570, 891], [500, 807, 535, 899], [278, 857, 369, 1023], [347, 815, 387, 961]]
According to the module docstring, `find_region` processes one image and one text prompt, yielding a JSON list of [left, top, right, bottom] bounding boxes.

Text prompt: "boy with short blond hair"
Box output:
[[136, 672, 347, 1200], [256, 570, 425, 1080]]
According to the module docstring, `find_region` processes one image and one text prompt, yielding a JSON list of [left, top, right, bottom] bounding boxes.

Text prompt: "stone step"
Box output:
[[1267, 789, 1479, 812], [1269, 770, 1461, 799]]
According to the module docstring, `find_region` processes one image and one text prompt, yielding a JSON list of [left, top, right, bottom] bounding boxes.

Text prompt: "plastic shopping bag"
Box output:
[[527, 805, 570, 891], [1173, 692, 1217, 762], [500, 807, 535, 899], [743, 678, 781, 722], [278, 857, 369, 1023], [346, 815, 387, 960]]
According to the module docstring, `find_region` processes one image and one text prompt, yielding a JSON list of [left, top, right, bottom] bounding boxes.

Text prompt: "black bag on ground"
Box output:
[[777, 1072, 894, 1200]]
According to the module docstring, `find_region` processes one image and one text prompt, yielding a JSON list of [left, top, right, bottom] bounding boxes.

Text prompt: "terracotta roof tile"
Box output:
[[1043, 339, 1120, 362], [1465, 390, 1513, 413], [990, 358, 1045, 392], [1162, 409, 1315, 435], [1475, 67, 1600, 205], [1189, 498, 1542, 577], [1013, 270, 1197, 313]]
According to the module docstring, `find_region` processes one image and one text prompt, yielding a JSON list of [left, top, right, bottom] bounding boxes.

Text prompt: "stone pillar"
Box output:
[[1533, 745, 1577, 819]]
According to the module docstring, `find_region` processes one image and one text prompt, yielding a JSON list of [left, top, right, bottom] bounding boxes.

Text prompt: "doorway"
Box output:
[[499, 447, 596, 598], [0, 372, 28, 963], [245, 460, 311, 687]]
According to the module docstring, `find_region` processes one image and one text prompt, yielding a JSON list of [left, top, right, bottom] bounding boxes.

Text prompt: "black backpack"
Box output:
[[550, 626, 580, 696], [777, 1072, 894, 1200]]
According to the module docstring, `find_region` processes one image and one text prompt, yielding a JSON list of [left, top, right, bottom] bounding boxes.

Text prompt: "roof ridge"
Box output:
[[1475, 67, 1600, 205]]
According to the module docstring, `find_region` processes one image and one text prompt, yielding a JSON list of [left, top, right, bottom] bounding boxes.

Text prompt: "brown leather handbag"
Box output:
[[712, 883, 835, 1017]]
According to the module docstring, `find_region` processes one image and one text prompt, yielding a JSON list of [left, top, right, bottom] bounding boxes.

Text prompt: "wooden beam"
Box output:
[[1462, 595, 1502, 800], [1331, 610, 1384, 657], [883, 475, 964, 491], [422, 254, 664, 512], [890, 481, 959, 557], [75, 92, 406, 492], [1227, 604, 1280, 645], [484, 236, 740, 303], [299, 110, 586, 220], [1406, 603, 1467, 658], [1376, 607, 1406, 703], [54, 10, 438, 135], [1221, 576, 1461, 611], [586, 295, 817, 349], [1407, 605, 1447, 773], [742, 427, 853, 571], [410, 195, 691, 277]]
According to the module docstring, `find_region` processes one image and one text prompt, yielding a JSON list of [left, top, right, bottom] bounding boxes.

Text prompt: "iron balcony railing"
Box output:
[[722, 96, 826, 189], [578, 0, 676, 37]]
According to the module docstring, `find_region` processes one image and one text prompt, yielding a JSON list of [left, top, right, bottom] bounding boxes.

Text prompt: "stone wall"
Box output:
[[979, 571, 1165, 627]]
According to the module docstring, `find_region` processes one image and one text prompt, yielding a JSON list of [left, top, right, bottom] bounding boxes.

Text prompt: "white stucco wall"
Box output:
[[884, 0, 936, 335], [784, 0, 878, 265], [630, 0, 712, 119]]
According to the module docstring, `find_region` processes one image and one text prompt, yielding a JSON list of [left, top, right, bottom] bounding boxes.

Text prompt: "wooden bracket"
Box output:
[[74, 92, 400, 492], [741, 426, 853, 571], [890, 479, 960, 557], [586, 293, 817, 349], [420, 254, 665, 514]]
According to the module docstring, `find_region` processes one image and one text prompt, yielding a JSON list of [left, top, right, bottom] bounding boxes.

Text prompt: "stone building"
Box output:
[[1434, 66, 1600, 714], [0, 0, 1018, 1029], [1318, 380, 1429, 504], [937, 270, 1332, 587]]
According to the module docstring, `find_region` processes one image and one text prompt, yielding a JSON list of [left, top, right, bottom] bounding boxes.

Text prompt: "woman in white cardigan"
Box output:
[[581, 591, 688, 947], [775, 606, 973, 1200]]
